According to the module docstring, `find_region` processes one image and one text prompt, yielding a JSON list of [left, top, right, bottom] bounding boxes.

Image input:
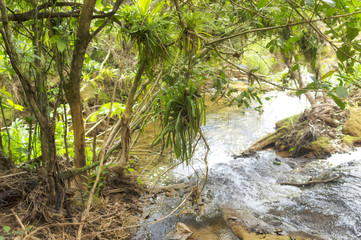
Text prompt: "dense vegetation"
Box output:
[[0, 0, 361, 238]]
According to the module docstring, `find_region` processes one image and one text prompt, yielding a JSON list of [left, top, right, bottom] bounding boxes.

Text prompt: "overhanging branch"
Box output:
[[3, 5, 119, 22]]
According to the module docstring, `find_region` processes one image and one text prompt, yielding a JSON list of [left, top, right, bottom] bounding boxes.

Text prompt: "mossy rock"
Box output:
[[341, 135, 361, 146], [304, 136, 335, 158], [275, 114, 299, 129], [343, 108, 361, 137]]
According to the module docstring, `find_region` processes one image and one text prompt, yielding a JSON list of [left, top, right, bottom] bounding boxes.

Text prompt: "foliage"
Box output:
[[0, 0, 361, 180], [118, 0, 172, 65], [0, 225, 32, 239], [87, 102, 125, 122], [153, 79, 205, 163]]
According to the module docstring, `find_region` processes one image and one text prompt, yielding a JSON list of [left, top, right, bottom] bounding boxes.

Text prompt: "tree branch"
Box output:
[[206, 10, 361, 46], [89, 0, 123, 40]]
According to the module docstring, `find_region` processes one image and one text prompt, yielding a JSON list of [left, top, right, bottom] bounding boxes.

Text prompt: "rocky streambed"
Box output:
[[133, 92, 361, 240]]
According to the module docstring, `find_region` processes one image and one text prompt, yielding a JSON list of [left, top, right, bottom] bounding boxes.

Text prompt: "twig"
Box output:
[[23, 223, 84, 240], [11, 209, 27, 235], [0, 97, 12, 163], [0, 171, 27, 179], [279, 175, 341, 187], [198, 129, 209, 194]]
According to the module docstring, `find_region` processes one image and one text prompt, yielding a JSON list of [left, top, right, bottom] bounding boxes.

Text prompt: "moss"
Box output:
[[306, 136, 334, 158], [341, 135, 361, 147], [342, 135, 360, 144], [275, 114, 299, 129], [295, 130, 304, 141], [310, 136, 330, 148]]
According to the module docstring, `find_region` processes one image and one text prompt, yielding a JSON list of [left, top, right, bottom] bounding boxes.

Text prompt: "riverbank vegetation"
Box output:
[[1, 0, 361, 239]]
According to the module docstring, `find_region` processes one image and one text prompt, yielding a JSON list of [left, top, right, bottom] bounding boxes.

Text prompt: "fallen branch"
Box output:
[[11, 209, 27, 236], [278, 175, 342, 187], [0, 171, 27, 179]]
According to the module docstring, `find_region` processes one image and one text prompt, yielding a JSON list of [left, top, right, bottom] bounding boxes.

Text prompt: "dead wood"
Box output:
[[278, 175, 342, 187]]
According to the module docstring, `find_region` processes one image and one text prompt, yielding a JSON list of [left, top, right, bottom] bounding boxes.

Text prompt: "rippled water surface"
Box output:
[[134, 92, 361, 240]]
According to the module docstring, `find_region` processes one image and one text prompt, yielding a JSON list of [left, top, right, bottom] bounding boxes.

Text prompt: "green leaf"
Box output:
[[331, 94, 345, 109], [49, 35, 60, 44], [336, 45, 352, 62], [335, 86, 348, 98], [136, 177, 143, 185], [291, 63, 299, 71], [137, 0, 152, 15], [151, 0, 165, 16], [257, 0, 268, 9], [95, 0, 103, 10], [3, 226, 11, 234], [319, 70, 335, 81], [346, 27, 359, 41], [287, 36, 299, 43], [352, 0, 361, 6], [88, 112, 98, 122], [6, 98, 14, 106], [0, 236, 5, 240], [94, 20, 105, 28], [56, 38, 66, 52], [353, 43, 361, 52]]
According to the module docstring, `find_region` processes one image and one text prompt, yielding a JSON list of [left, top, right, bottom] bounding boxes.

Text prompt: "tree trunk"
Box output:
[[118, 59, 147, 168], [33, 2, 52, 166], [63, 0, 97, 170], [0, 0, 61, 208], [282, 54, 316, 106]]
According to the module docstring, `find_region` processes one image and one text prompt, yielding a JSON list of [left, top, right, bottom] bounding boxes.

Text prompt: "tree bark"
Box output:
[[118, 59, 147, 168], [33, 0, 52, 166], [0, 0, 59, 207], [63, 0, 97, 169], [282, 54, 316, 106]]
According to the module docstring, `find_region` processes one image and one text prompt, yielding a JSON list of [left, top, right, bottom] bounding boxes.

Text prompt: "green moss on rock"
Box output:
[[305, 136, 334, 158], [275, 114, 299, 129]]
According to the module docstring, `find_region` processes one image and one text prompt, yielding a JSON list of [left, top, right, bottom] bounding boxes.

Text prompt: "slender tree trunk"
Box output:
[[282, 54, 316, 106], [33, 1, 52, 165], [63, 0, 97, 170], [118, 59, 147, 168], [0, 0, 60, 207]]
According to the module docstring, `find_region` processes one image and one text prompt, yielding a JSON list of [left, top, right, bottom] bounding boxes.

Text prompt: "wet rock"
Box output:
[[232, 150, 259, 159], [273, 158, 282, 165], [165, 222, 193, 240], [343, 108, 361, 137]]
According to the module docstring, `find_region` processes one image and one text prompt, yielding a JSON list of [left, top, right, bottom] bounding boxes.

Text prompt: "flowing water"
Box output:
[[134, 92, 361, 240]]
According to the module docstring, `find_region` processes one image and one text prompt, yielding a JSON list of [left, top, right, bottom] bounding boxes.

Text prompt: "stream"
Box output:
[[133, 92, 361, 240]]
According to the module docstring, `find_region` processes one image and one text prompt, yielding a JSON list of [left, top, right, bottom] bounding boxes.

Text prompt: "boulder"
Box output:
[[343, 108, 361, 137]]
